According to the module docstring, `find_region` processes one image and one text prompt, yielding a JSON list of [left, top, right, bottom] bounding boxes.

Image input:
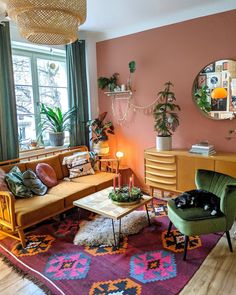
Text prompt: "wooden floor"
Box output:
[[1, 225, 236, 295]]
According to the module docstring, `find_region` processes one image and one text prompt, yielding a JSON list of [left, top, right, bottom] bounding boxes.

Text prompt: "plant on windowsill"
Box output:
[[39, 103, 78, 146], [87, 112, 114, 155], [153, 81, 181, 151], [194, 85, 211, 113]]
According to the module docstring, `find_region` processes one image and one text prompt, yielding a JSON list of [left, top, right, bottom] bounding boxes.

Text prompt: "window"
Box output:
[[12, 46, 68, 150]]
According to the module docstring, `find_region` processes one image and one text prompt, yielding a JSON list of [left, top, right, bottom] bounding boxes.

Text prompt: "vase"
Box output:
[[49, 132, 65, 146], [156, 136, 172, 151], [93, 141, 110, 155]]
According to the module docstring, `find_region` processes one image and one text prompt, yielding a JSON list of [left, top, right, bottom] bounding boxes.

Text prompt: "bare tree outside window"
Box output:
[[12, 52, 68, 150]]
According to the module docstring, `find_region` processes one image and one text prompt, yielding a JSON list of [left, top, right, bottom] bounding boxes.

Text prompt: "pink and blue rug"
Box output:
[[0, 203, 221, 295]]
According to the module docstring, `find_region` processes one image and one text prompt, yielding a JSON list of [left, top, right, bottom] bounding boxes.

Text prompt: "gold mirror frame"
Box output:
[[193, 59, 236, 120]]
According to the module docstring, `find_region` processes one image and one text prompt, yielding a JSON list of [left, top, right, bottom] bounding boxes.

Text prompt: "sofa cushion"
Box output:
[[71, 171, 115, 191], [36, 163, 57, 188], [25, 155, 64, 180], [48, 180, 96, 208], [59, 147, 89, 178], [15, 194, 64, 226], [62, 153, 94, 179], [23, 169, 48, 195], [5, 166, 33, 198]]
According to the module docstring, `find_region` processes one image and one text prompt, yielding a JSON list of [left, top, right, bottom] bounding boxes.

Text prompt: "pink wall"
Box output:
[[96, 10, 236, 189]]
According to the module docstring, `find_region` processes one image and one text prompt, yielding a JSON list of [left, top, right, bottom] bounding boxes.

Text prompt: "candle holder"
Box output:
[[109, 185, 143, 206]]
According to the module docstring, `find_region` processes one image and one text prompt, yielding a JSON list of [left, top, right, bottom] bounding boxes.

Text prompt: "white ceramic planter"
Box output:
[[93, 141, 110, 155], [156, 136, 172, 151]]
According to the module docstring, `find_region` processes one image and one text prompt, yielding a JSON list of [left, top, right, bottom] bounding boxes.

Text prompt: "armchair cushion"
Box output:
[[167, 199, 227, 236]]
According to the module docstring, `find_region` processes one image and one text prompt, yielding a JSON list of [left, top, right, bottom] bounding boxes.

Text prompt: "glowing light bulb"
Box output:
[[116, 151, 124, 159]]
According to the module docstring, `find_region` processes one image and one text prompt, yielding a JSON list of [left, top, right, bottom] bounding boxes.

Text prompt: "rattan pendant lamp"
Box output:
[[1, 0, 86, 45]]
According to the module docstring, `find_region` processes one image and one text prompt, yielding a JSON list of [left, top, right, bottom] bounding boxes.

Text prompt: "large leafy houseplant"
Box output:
[[87, 112, 114, 144], [153, 81, 180, 150], [40, 103, 77, 146], [194, 85, 211, 113]]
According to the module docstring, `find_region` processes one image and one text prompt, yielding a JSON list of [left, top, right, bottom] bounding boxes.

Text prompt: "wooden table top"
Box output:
[[73, 187, 153, 220]]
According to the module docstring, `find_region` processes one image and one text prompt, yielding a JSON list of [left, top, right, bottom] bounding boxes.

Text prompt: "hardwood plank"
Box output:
[[180, 225, 236, 295]]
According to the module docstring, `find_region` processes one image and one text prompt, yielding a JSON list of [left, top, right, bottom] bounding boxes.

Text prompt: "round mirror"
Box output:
[[193, 59, 236, 120]]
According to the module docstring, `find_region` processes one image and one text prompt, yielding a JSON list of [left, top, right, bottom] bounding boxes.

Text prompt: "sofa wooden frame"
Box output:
[[0, 146, 118, 247]]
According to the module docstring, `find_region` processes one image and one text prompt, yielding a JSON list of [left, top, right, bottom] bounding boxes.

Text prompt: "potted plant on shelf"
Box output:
[[194, 85, 211, 113], [87, 112, 114, 155], [40, 103, 77, 146], [153, 81, 180, 151], [98, 73, 119, 92], [127, 60, 136, 90]]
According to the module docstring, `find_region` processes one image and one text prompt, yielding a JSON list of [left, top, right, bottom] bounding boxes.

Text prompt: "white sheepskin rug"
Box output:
[[73, 210, 153, 246]]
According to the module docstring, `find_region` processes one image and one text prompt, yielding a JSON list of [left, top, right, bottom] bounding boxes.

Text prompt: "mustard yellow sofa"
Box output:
[[0, 146, 117, 247]]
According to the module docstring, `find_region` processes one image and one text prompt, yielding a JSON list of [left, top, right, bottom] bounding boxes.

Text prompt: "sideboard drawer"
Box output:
[[215, 160, 236, 178], [144, 152, 177, 191]]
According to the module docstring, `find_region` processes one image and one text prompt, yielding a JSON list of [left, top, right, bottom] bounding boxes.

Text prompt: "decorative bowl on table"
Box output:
[[109, 186, 143, 206]]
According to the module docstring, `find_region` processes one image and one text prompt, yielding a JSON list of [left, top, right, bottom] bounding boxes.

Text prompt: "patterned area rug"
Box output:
[[0, 202, 221, 295]]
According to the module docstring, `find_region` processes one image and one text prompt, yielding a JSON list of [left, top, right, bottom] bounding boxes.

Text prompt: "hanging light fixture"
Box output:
[[1, 0, 86, 45], [211, 87, 228, 99]]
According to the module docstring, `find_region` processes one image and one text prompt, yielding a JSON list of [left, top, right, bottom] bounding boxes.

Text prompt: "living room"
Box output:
[[1, 1, 236, 294]]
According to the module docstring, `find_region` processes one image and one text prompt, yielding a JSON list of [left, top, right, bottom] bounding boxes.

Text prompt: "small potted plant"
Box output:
[[40, 103, 78, 146], [98, 73, 119, 92], [127, 60, 136, 90], [87, 112, 114, 155], [153, 81, 180, 151]]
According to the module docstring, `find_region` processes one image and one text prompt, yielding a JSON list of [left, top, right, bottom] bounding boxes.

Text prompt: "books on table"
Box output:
[[189, 144, 216, 156]]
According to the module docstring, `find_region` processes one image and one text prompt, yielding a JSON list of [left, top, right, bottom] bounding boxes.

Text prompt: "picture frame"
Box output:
[[198, 74, 207, 88], [202, 63, 215, 73], [223, 62, 228, 71]]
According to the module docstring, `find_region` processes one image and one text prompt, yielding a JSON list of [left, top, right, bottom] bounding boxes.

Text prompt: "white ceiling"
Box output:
[[81, 0, 236, 40], [5, 0, 236, 43]]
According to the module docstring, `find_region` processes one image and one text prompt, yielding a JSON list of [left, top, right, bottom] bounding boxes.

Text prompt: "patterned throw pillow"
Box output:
[[23, 169, 48, 196], [5, 166, 33, 198], [62, 153, 95, 179], [36, 163, 58, 188]]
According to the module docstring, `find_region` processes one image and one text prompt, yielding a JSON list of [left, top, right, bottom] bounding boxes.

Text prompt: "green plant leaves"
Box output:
[[87, 113, 114, 143], [153, 81, 180, 136], [39, 103, 78, 134], [129, 61, 136, 73]]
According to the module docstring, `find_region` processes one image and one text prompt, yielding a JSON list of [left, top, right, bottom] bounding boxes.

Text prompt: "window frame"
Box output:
[[12, 45, 68, 144]]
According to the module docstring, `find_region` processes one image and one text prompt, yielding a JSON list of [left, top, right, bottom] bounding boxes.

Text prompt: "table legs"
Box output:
[[145, 204, 151, 226], [111, 202, 152, 249], [111, 219, 121, 249]]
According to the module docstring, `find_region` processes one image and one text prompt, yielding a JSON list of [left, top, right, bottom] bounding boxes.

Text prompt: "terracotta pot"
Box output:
[[156, 136, 172, 151], [93, 141, 110, 155]]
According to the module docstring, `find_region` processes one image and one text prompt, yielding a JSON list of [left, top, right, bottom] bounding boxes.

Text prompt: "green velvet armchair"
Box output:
[[167, 169, 236, 260]]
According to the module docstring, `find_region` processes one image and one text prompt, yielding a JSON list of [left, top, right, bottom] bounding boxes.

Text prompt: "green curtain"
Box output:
[[66, 40, 89, 147], [0, 22, 19, 161]]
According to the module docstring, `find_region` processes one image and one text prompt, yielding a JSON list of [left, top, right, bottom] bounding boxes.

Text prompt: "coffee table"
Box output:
[[73, 187, 153, 248]]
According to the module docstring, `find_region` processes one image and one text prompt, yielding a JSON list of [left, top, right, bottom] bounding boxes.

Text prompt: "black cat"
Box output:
[[174, 189, 222, 216]]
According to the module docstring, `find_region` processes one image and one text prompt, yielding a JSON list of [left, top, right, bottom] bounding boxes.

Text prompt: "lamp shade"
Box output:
[[211, 87, 228, 99], [2, 0, 86, 45], [116, 151, 124, 159]]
